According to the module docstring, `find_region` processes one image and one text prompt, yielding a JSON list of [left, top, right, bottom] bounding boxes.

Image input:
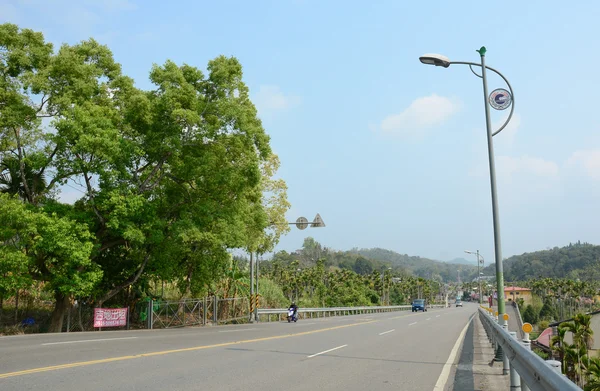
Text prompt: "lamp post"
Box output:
[[419, 47, 514, 322], [465, 250, 484, 304]]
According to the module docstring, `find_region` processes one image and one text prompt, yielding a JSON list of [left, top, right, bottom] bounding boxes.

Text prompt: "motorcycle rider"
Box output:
[[288, 302, 298, 320]]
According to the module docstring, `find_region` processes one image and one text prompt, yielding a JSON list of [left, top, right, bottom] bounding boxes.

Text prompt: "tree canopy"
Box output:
[[0, 23, 289, 331]]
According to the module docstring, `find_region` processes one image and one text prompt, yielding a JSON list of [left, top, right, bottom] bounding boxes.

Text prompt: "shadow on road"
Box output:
[[451, 318, 475, 391]]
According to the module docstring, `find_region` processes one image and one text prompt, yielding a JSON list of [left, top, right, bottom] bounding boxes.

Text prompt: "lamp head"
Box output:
[[419, 53, 451, 68]]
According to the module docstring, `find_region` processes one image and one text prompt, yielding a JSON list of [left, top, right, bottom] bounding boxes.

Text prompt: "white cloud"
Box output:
[[567, 149, 600, 180], [494, 113, 521, 147], [497, 155, 559, 180], [380, 94, 461, 136], [470, 155, 559, 180], [253, 85, 301, 115]]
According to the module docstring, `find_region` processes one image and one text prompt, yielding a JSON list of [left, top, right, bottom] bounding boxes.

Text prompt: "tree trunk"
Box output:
[[14, 290, 19, 324], [48, 291, 70, 333], [97, 254, 150, 306]]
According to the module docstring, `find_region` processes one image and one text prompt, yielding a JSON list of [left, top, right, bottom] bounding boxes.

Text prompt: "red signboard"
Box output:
[[94, 308, 128, 328]]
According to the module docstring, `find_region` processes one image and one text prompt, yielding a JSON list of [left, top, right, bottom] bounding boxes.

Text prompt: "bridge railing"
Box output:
[[258, 304, 446, 322], [478, 307, 580, 391]]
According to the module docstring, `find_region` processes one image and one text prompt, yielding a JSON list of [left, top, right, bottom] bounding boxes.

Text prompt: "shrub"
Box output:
[[0, 325, 24, 336], [523, 304, 540, 324]]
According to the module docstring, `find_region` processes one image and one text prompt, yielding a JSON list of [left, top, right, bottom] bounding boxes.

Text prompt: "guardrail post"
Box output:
[[213, 296, 218, 324], [521, 332, 531, 391], [501, 318, 509, 375], [545, 360, 561, 375], [148, 299, 154, 329], [509, 331, 521, 389]]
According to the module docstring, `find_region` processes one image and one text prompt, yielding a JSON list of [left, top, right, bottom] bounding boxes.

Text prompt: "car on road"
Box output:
[[456, 299, 463, 307], [412, 299, 427, 312]]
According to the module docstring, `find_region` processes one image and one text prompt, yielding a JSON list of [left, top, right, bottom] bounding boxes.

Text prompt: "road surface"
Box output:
[[0, 304, 477, 391]]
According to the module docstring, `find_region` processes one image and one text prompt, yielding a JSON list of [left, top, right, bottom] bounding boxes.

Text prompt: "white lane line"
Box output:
[[433, 314, 474, 390], [42, 337, 138, 346], [436, 315, 440, 318], [427, 318, 431, 321], [307, 344, 348, 358], [379, 329, 395, 336], [218, 328, 257, 333], [408, 322, 417, 326], [300, 323, 316, 326]]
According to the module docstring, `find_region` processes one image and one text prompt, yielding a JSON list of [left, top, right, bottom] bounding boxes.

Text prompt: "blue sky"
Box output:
[[3, 0, 600, 262]]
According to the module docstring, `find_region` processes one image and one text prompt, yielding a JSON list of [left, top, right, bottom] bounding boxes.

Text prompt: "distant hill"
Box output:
[[444, 257, 476, 266], [348, 247, 477, 282], [481, 241, 600, 282], [268, 239, 600, 284]]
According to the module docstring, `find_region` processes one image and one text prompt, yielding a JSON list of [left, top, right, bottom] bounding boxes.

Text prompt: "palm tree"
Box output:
[[563, 314, 595, 387], [0, 156, 47, 203], [551, 326, 568, 372], [585, 357, 600, 391], [563, 342, 582, 383]]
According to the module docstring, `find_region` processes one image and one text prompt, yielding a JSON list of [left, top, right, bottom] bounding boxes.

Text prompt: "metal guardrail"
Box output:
[[258, 304, 446, 322], [513, 301, 525, 339], [478, 308, 580, 391]]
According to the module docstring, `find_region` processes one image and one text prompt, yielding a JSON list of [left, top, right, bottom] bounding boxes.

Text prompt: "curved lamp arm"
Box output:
[[450, 61, 514, 137]]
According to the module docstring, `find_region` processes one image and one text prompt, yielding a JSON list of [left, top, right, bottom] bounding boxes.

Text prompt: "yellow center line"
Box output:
[[0, 320, 377, 379]]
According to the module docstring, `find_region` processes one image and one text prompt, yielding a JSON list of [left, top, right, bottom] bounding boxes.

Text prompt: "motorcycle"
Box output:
[[287, 308, 298, 322]]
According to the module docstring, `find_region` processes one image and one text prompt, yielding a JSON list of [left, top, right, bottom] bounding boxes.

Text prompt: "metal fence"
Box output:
[[147, 296, 250, 329], [478, 307, 580, 391]]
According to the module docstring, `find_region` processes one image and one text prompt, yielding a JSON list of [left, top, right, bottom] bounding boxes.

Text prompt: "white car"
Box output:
[[456, 300, 463, 307]]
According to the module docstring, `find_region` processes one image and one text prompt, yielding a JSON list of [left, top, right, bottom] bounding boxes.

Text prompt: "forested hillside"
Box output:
[[259, 239, 478, 283], [481, 242, 600, 281]]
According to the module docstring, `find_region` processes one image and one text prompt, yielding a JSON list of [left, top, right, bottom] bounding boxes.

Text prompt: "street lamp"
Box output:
[[465, 250, 484, 304], [420, 47, 514, 322]]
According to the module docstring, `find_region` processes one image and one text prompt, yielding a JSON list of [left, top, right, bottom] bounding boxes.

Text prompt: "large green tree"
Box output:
[[1, 23, 279, 331]]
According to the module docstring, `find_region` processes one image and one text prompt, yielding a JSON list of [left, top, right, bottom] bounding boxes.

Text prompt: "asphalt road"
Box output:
[[0, 304, 477, 391]]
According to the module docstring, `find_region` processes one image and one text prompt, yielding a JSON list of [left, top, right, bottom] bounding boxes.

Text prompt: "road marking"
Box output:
[[408, 322, 417, 326], [433, 314, 474, 390], [0, 320, 375, 379], [436, 315, 440, 318], [217, 328, 256, 333], [378, 329, 395, 336], [426, 318, 431, 321], [307, 344, 347, 358], [390, 312, 420, 319], [41, 337, 138, 346]]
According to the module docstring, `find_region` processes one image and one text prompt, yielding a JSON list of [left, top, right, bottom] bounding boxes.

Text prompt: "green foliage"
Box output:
[[0, 23, 286, 331], [534, 349, 549, 360], [523, 305, 539, 324], [351, 247, 478, 282], [0, 193, 100, 298], [486, 241, 600, 281], [516, 298, 525, 308], [256, 278, 287, 308], [354, 257, 374, 275], [538, 320, 550, 332], [540, 300, 557, 321]]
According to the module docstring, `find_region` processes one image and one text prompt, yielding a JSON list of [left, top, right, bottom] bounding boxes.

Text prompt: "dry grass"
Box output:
[[0, 325, 25, 336]]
